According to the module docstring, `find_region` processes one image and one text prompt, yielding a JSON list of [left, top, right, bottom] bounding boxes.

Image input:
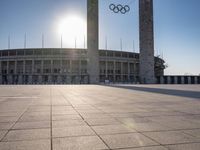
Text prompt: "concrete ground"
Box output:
[[0, 85, 200, 150]]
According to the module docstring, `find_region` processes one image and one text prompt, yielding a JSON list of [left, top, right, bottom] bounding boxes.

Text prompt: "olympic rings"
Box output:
[[109, 4, 130, 14]]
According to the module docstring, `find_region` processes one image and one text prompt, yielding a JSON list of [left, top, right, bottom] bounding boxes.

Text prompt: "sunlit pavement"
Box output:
[[0, 85, 200, 150]]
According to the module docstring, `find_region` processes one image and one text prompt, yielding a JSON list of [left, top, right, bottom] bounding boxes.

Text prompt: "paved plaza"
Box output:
[[0, 84, 200, 150]]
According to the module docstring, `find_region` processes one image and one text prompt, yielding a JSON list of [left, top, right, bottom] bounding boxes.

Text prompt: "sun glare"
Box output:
[[58, 15, 86, 47]]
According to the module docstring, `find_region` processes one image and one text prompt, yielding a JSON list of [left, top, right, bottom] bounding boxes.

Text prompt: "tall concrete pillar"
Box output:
[[139, 0, 155, 84], [87, 0, 99, 84]]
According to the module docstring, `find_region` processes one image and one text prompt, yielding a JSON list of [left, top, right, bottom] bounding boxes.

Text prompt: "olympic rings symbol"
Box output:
[[109, 4, 130, 14]]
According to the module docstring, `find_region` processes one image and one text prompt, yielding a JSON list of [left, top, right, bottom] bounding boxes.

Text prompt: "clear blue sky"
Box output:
[[0, 0, 199, 75]]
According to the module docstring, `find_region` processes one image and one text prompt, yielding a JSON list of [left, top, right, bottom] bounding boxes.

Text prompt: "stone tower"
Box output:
[[87, 0, 99, 84], [139, 0, 155, 84]]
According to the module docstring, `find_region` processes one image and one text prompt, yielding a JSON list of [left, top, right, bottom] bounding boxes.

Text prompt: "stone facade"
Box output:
[[0, 48, 164, 84]]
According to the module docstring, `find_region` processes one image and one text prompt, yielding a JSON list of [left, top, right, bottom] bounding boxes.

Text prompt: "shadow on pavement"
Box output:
[[108, 85, 200, 99]]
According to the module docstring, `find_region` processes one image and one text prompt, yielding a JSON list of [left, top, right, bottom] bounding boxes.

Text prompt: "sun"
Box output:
[[58, 15, 86, 47]]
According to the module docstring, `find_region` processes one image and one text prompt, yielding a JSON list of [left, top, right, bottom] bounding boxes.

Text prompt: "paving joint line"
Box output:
[[60, 89, 111, 150], [1, 137, 51, 142], [50, 86, 53, 150], [110, 145, 168, 150], [115, 117, 167, 149], [0, 99, 34, 142]]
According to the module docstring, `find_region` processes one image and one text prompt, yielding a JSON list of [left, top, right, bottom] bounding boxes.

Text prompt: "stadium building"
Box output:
[[0, 48, 165, 84]]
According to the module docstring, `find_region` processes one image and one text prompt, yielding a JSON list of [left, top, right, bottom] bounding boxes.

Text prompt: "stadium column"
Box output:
[[121, 62, 123, 82], [87, 0, 99, 84], [14, 61, 17, 74], [181, 76, 184, 84], [139, 0, 155, 84], [188, 76, 191, 84], [0, 62, 1, 84], [133, 63, 136, 83], [113, 61, 116, 82], [174, 76, 178, 84], [128, 62, 130, 82], [167, 76, 171, 84], [194, 77, 198, 84], [32, 60, 34, 76]]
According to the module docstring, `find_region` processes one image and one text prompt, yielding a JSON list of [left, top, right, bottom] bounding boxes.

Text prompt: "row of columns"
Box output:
[[0, 75, 89, 84], [1, 59, 139, 75], [0, 60, 86, 75], [103, 61, 138, 78], [0, 59, 140, 84], [159, 76, 199, 84]]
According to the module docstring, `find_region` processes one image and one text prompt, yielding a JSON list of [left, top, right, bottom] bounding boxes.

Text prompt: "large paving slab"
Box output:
[[122, 146, 168, 150], [53, 136, 108, 150], [2, 128, 50, 141], [0, 84, 199, 150], [100, 133, 159, 149], [0, 139, 50, 150]]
